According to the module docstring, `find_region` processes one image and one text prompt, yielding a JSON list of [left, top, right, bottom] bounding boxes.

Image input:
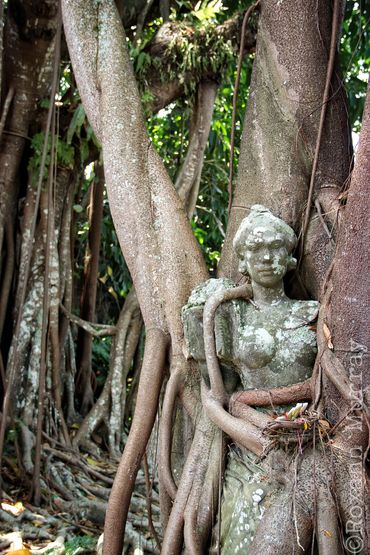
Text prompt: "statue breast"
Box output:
[[216, 299, 318, 389]]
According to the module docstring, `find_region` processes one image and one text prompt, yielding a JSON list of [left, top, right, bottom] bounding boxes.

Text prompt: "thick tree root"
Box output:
[[230, 379, 312, 408], [161, 411, 219, 555], [103, 329, 168, 555]]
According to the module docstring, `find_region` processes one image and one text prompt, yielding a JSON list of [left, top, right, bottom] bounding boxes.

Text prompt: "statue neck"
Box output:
[[251, 282, 287, 307]]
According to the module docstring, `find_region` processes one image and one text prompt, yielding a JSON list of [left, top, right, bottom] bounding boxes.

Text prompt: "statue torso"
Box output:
[[182, 279, 318, 391], [216, 298, 318, 389]]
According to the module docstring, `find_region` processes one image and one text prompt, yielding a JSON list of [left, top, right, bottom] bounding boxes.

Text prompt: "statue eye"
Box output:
[[271, 240, 283, 249], [246, 243, 258, 252]]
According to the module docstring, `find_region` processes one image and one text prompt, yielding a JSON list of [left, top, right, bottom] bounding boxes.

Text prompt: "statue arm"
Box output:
[[201, 283, 275, 455]]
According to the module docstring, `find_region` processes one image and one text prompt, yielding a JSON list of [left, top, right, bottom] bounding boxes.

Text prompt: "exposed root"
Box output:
[[0, 86, 15, 140], [162, 411, 227, 555], [230, 379, 312, 408], [202, 382, 269, 456], [1, 437, 162, 554], [60, 303, 117, 337], [143, 452, 162, 551], [299, 0, 340, 255], [229, 399, 273, 428], [184, 499, 202, 555], [203, 283, 252, 404], [73, 289, 143, 457], [161, 412, 216, 555], [0, 218, 15, 340], [316, 487, 344, 555], [108, 290, 142, 458], [184, 426, 223, 554], [175, 80, 218, 219], [228, 0, 261, 215]]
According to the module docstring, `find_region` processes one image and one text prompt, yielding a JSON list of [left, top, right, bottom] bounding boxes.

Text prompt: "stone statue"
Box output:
[[182, 205, 318, 553]]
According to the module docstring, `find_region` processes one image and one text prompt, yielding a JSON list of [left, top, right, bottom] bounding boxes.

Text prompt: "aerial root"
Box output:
[[201, 382, 269, 456], [192, 426, 223, 552], [229, 378, 312, 408], [201, 283, 272, 456], [161, 412, 217, 555], [143, 452, 162, 552], [159, 363, 184, 501], [229, 399, 273, 428], [184, 502, 202, 555], [315, 488, 344, 555], [203, 283, 252, 404], [183, 428, 217, 555], [103, 328, 168, 555]]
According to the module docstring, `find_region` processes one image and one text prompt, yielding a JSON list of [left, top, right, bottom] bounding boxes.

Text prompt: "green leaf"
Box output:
[[40, 98, 50, 109], [57, 141, 74, 167], [67, 104, 86, 144]]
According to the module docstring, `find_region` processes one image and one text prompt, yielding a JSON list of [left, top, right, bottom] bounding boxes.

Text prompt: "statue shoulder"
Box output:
[[288, 299, 319, 323], [183, 278, 236, 309], [182, 278, 236, 362]]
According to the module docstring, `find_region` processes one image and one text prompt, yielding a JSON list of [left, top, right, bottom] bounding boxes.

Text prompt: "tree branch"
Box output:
[[175, 80, 218, 218], [60, 304, 116, 337]]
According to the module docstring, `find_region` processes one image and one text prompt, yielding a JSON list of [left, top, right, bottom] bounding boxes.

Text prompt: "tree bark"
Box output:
[[0, 0, 58, 258]]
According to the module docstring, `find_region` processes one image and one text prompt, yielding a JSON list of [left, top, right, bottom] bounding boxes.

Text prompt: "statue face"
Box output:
[[237, 229, 289, 286]]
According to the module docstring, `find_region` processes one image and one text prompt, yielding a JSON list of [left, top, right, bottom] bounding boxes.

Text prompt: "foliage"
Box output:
[[64, 535, 96, 554], [28, 132, 75, 180], [130, 0, 256, 111], [43, 535, 97, 555], [92, 336, 112, 386], [341, 1, 370, 131]]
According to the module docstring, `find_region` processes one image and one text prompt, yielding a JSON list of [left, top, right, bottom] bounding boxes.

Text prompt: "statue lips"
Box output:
[[255, 265, 274, 274]]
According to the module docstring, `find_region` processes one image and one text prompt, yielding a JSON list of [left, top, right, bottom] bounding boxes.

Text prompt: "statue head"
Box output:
[[233, 205, 297, 287]]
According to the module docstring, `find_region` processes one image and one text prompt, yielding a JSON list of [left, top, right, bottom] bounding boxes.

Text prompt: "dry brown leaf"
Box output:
[[319, 419, 331, 431], [1, 500, 25, 516], [322, 529, 333, 538], [323, 322, 333, 350]]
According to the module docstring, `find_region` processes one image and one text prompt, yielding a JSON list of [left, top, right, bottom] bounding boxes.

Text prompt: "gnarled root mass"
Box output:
[[0, 442, 161, 554]]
